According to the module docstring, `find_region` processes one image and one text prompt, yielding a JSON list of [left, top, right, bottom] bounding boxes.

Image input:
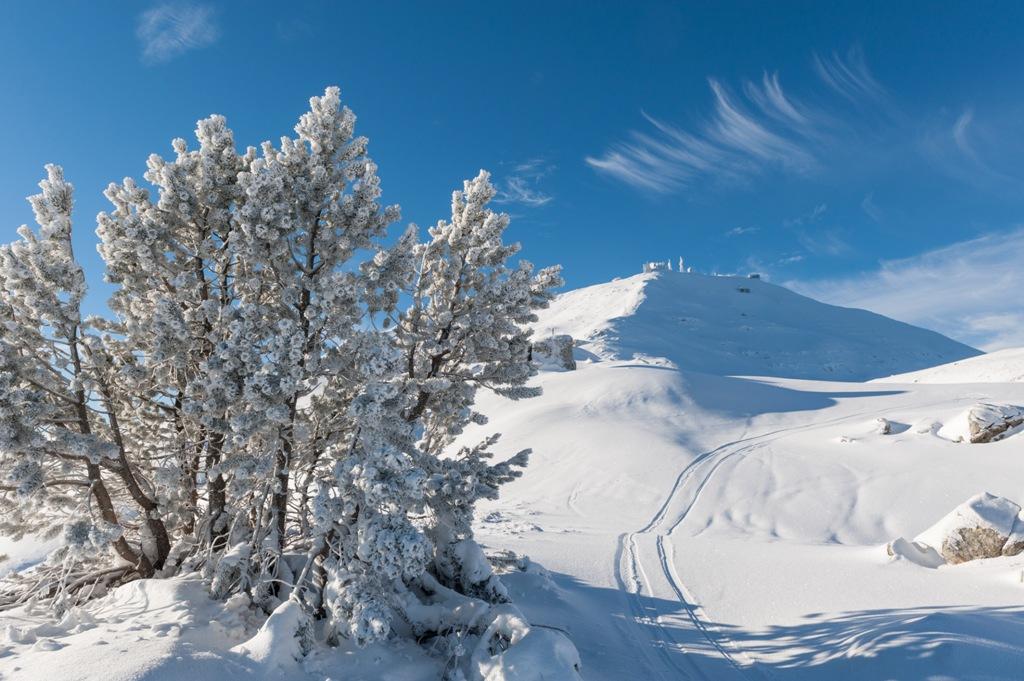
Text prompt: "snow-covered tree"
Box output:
[[393, 171, 562, 601], [0, 89, 564, 664], [0, 166, 170, 589]]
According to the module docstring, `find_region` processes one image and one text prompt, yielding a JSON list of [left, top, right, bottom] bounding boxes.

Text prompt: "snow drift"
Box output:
[[880, 346, 1024, 384]]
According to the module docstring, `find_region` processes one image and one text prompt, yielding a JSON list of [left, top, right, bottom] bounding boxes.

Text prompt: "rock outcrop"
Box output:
[[889, 492, 1024, 566], [1004, 515, 1024, 557], [937, 403, 1024, 443], [874, 417, 892, 435], [530, 335, 576, 371], [965, 403, 1024, 443]]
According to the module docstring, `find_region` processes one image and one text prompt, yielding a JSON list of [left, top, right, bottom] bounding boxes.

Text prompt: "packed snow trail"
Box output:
[[612, 412, 879, 680], [616, 431, 760, 681]]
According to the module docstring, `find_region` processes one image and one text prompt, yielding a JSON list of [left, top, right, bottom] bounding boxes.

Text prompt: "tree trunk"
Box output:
[[206, 431, 228, 551], [68, 331, 154, 576]]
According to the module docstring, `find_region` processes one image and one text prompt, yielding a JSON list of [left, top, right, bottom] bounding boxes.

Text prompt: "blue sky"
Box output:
[[2, 1, 1024, 350]]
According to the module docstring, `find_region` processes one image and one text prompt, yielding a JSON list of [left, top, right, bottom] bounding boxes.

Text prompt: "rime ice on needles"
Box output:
[[0, 87, 568, 670]]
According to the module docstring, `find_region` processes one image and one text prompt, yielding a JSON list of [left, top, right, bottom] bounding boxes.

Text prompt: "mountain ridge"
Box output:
[[535, 270, 980, 381]]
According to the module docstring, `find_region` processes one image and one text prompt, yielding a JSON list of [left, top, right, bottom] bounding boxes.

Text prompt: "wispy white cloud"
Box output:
[[741, 252, 805, 279], [498, 177, 552, 207], [812, 46, 886, 104], [783, 202, 827, 228], [796, 227, 850, 256], [952, 108, 976, 158], [495, 159, 554, 207], [933, 107, 1019, 190], [744, 71, 811, 127], [861, 192, 882, 222], [779, 203, 850, 257], [726, 226, 759, 237], [137, 3, 219, 63], [789, 228, 1024, 350], [587, 46, 900, 194], [586, 74, 820, 192]]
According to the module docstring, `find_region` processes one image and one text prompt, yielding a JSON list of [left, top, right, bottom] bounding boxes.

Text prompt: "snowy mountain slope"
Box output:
[[878, 346, 1024, 383], [3, 273, 1018, 681], [535, 271, 980, 380], [469, 363, 1024, 680], [460, 273, 1024, 681]]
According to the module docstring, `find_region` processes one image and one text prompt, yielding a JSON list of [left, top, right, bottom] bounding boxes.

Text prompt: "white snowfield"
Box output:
[[5, 269, 1024, 680], [879, 346, 1024, 384], [467, 271, 1024, 680]]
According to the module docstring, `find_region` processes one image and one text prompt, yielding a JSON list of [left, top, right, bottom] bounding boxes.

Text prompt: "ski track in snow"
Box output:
[[616, 407, 898, 679], [617, 430, 773, 680]]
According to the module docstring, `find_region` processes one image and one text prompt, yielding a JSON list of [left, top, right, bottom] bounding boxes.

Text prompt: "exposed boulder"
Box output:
[[530, 335, 576, 371], [912, 492, 1021, 565], [939, 403, 1024, 443], [1004, 513, 1024, 557], [968, 403, 1024, 443]]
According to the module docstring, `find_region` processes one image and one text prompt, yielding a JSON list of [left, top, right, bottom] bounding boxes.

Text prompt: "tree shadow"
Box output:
[[507, 567, 1024, 681], [610, 363, 906, 418]]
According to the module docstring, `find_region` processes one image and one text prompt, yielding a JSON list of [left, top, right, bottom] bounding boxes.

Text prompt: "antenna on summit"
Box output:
[[638, 256, 688, 272]]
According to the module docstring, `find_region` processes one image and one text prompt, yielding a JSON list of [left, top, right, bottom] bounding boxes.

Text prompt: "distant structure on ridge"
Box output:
[[642, 257, 689, 274]]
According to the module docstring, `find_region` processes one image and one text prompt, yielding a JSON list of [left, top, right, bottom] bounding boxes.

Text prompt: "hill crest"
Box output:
[[534, 270, 979, 380]]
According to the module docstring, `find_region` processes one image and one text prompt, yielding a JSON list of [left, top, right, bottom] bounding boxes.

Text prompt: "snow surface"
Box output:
[[5, 269, 1024, 680], [879, 346, 1024, 384], [462, 271, 1024, 680], [0, 577, 445, 680], [0, 536, 59, 578]]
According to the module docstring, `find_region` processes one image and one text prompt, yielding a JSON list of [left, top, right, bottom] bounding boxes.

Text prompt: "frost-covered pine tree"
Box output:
[[0, 166, 170, 589], [394, 171, 562, 601], [0, 89, 566, 666], [97, 113, 246, 557], [224, 88, 409, 606]]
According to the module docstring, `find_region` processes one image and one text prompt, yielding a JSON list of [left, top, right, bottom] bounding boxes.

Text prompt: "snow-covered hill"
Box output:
[[535, 270, 979, 380], [879, 346, 1024, 384], [463, 272, 1024, 680]]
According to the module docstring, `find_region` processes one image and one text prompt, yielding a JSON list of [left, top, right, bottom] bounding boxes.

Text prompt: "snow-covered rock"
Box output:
[[231, 599, 310, 668], [1004, 513, 1024, 557], [534, 270, 979, 380], [913, 493, 1022, 564], [530, 334, 576, 371], [938, 403, 1024, 443], [470, 604, 583, 681], [966, 403, 1024, 443], [886, 536, 945, 568]]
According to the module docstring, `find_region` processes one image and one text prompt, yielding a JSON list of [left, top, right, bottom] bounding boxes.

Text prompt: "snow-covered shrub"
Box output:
[[0, 87, 566, 662], [0, 165, 171, 592]]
